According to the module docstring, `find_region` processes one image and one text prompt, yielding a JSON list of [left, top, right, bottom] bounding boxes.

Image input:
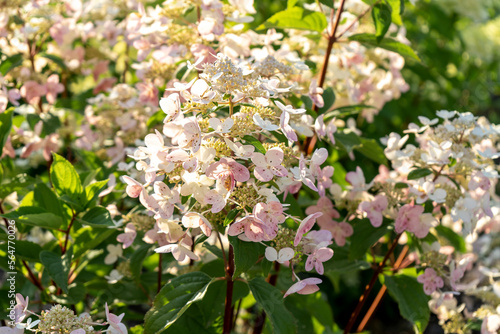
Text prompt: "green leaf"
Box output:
[[349, 219, 389, 260], [130, 244, 152, 281], [78, 206, 114, 227], [0, 107, 13, 157], [242, 135, 266, 154], [384, 274, 430, 333], [372, 2, 392, 42], [248, 277, 297, 334], [318, 0, 334, 8], [73, 227, 115, 258], [258, 7, 327, 33], [50, 153, 83, 205], [435, 225, 466, 253], [334, 132, 388, 165], [14, 240, 43, 263], [34, 183, 64, 218], [388, 0, 404, 25], [0, 54, 23, 75], [224, 209, 241, 226], [39, 53, 67, 70], [317, 87, 335, 114], [1, 207, 64, 230], [144, 272, 215, 333], [349, 33, 421, 62], [407, 168, 433, 180], [84, 179, 108, 206], [230, 237, 265, 278], [287, 0, 298, 8], [40, 250, 71, 293]]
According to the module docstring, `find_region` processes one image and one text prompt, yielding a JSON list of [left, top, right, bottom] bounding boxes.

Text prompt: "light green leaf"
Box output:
[[248, 277, 297, 334], [230, 237, 265, 278], [0, 107, 13, 157], [349, 33, 421, 61], [34, 183, 64, 218], [78, 206, 114, 227], [144, 272, 215, 333], [73, 226, 115, 258], [372, 2, 392, 42], [50, 153, 83, 206], [258, 7, 327, 33], [0, 54, 23, 75], [84, 179, 108, 207], [388, 0, 404, 25], [384, 274, 430, 333], [40, 250, 71, 293], [335, 132, 388, 165], [287, 0, 298, 8]]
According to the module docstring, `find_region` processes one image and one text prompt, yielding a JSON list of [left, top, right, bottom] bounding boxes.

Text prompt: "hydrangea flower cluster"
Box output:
[[122, 53, 340, 293]]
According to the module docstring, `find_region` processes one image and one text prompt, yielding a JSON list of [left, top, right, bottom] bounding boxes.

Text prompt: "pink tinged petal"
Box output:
[[228, 161, 250, 182], [265, 247, 278, 261], [316, 247, 334, 261], [251, 152, 267, 167], [305, 254, 314, 272], [271, 165, 288, 178], [145, 132, 164, 149], [368, 211, 383, 228], [265, 148, 284, 166], [166, 149, 189, 162], [294, 212, 323, 246], [284, 281, 307, 298], [254, 167, 273, 182], [284, 277, 322, 297], [311, 148, 328, 166], [228, 220, 246, 236], [278, 248, 294, 263], [183, 157, 198, 172]]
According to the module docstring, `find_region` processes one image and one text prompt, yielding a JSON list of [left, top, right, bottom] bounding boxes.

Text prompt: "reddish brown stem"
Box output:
[[343, 234, 402, 334], [356, 245, 409, 332], [62, 211, 76, 255], [158, 253, 163, 293], [223, 245, 235, 334], [22, 260, 44, 291]]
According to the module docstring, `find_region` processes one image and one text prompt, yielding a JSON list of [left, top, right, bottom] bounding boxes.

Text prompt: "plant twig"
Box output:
[[223, 244, 235, 334], [22, 260, 44, 291], [61, 211, 76, 255], [343, 233, 402, 334], [356, 245, 409, 332]]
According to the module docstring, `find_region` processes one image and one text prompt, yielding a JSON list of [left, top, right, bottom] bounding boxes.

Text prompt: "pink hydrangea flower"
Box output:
[[394, 204, 424, 236], [228, 215, 270, 242], [308, 79, 324, 108], [284, 277, 322, 298], [105, 303, 127, 334], [182, 212, 212, 237], [116, 223, 137, 249], [328, 221, 353, 247], [305, 197, 340, 230], [305, 247, 333, 275], [417, 268, 444, 295], [294, 212, 323, 246], [20, 81, 47, 105], [206, 157, 250, 191], [251, 148, 288, 182], [45, 74, 65, 104], [359, 194, 388, 227]]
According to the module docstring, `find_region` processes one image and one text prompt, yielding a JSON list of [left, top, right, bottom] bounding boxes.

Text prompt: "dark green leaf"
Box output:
[[258, 7, 327, 33], [203, 244, 224, 259], [407, 168, 433, 180], [40, 250, 70, 293], [14, 240, 43, 263], [50, 153, 83, 205], [317, 87, 335, 114], [242, 135, 266, 154], [349, 219, 389, 260], [318, 0, 334, 8], [1, 207, 64, 230], [248, 277, 297, 334], [73, 227, 115, 258], [384, 274, 430, 332], [230, 236, 265, 278], [0, 107, 13, 157], [335, 132, 388, 165], [78, 206, 114, 227], [349, 33, 421, 61], [130, 244, 153, 281], [39, 53, 67, 70], [435, 225, 466, 253], [144, 272, 215, 332], [0, 54, 23, 75], [223, 209, 241, 226], [372, 3, 392, 42]]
